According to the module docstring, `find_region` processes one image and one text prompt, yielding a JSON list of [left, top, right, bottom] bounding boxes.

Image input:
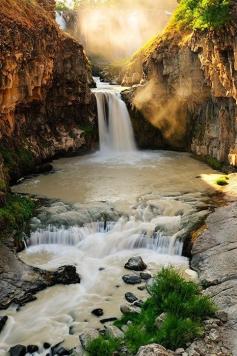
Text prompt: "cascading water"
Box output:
[[56, 11, 66, 30], [93, 78, 137, 153]]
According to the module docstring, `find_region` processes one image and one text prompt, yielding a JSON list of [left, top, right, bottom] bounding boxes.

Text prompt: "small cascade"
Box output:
[[28, 217, 183, 257], [93, 79, 137, 153]]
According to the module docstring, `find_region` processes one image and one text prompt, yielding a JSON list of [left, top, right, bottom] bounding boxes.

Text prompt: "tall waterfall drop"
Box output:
[[93, 78, 137, 153]]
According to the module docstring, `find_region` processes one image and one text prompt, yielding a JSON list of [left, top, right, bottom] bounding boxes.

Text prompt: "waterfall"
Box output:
[[94, 83, 137, 153], [56, 11, 66, 31]]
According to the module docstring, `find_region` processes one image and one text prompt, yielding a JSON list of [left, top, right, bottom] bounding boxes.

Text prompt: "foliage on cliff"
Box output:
[[0, 195, 35, 232], [171, 0, 231, 30]]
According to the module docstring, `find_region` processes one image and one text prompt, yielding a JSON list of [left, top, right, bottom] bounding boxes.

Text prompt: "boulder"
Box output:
[[79, 329, 99, 350], [27, 345, 39, 353], [125, 257, 147, 271], [125, 292, 138, 303], [120, 304, 141, 315], [122, 275, 142, 285], [53, 265, 80, 285], [105, 325, 124, 339], [155, 313, 167, 329], [140, 272, 152, 280], [136, 344, 174, 356], [9, 345, 27, 356], [91, 308, 104, 317]]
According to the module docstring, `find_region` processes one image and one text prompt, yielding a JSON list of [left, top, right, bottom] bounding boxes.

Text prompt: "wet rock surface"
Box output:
[[0, 240, 80, 310], [9, 345, 27, 356], [125, 256, 147, 271], [122, 275, 142, 285], [192, 202, 237, 355]]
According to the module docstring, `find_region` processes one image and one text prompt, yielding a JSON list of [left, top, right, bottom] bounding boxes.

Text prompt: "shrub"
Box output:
[[171, 0, 231, 30], [0, 194, 35, 231], [87, 268, 216, 355]]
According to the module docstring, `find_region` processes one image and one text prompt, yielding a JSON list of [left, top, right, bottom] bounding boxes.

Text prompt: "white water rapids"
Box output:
[[0, 79, 216, 355]]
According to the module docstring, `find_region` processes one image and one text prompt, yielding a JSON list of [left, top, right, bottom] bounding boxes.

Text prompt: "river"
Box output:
[[0, 80, 218, 355]]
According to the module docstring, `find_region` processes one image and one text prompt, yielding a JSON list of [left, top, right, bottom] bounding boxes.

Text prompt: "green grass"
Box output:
[[87, 336, 122, 356], [87, 268, 216, 355], [170, 0, 231, 30], [206, 156, 223, 170], [215, 176, 229, 186], [0, 194, 35, 232], [0, 146, 34, 176]]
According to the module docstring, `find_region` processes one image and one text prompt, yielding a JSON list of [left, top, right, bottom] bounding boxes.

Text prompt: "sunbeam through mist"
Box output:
[[76, 0, 177, 63]]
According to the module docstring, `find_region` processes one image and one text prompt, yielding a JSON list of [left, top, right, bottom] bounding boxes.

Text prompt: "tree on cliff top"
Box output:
[[173, 0, 231, 30]]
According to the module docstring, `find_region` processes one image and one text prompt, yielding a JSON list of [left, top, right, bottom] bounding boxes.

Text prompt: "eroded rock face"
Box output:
[[0, 0, 97, 184], [191, 202, 237, 355], [122, 5, 237, 165]]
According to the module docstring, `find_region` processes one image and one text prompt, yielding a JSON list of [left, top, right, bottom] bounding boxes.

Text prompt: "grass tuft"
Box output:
[[87, 268, 216, 355]]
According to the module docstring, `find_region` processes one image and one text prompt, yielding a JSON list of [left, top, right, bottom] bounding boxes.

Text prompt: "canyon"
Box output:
[[0, 0, 237, 355]]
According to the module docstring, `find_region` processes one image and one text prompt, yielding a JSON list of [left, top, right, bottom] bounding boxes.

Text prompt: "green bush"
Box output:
[[157, 315, 203, 350], [171, 0, 231, 30], [88, 268, 216, 355], [0, 194, 35, 231]]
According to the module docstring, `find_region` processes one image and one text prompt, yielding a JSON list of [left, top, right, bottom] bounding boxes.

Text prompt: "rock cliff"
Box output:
[[121, 3, 237, 166], [0, 0, 97, 185]]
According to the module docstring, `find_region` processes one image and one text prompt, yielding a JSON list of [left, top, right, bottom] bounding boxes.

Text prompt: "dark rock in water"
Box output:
[[34, 163, 53, 175], [9, 345, 27, 356], [51, 344, 71, 356], [53, 265, 80, 285], [27, 345, 39, 353], [122, 275, 142, 285], [133, 300, 144, 308], [43, 342, 51, 349], [92, 308, 104, 317], [0, 316, 8, 332], [125, 257, 147, 271], [100, 317, 118, 324], [125, 292, 138, 303], [140, 272, 152, 280]]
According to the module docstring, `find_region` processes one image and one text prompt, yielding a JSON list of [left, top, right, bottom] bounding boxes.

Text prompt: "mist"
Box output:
[[133, 78, 188, 147], [76, 0, 177, 63]]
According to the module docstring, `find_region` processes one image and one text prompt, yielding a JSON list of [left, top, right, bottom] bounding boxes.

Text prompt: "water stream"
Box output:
[[0, 80, 218, 355]]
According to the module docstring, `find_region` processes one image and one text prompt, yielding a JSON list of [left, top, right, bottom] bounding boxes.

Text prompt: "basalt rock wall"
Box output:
[[0, 0, 97, 185], [122, 4, 237, 165]]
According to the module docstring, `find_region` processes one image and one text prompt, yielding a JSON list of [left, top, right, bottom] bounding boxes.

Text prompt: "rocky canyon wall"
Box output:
[[122, 4, 237, 166], [0, 0, 97, 186]]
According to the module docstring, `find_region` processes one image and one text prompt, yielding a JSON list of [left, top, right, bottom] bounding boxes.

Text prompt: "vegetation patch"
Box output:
[[170, 0, 231, 30], [206, 156, 223, 171], [215, 175, 229, 186], [0, 194, 35, 233], [0, 146, 34, 178], [88, 268, 216, 355]]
